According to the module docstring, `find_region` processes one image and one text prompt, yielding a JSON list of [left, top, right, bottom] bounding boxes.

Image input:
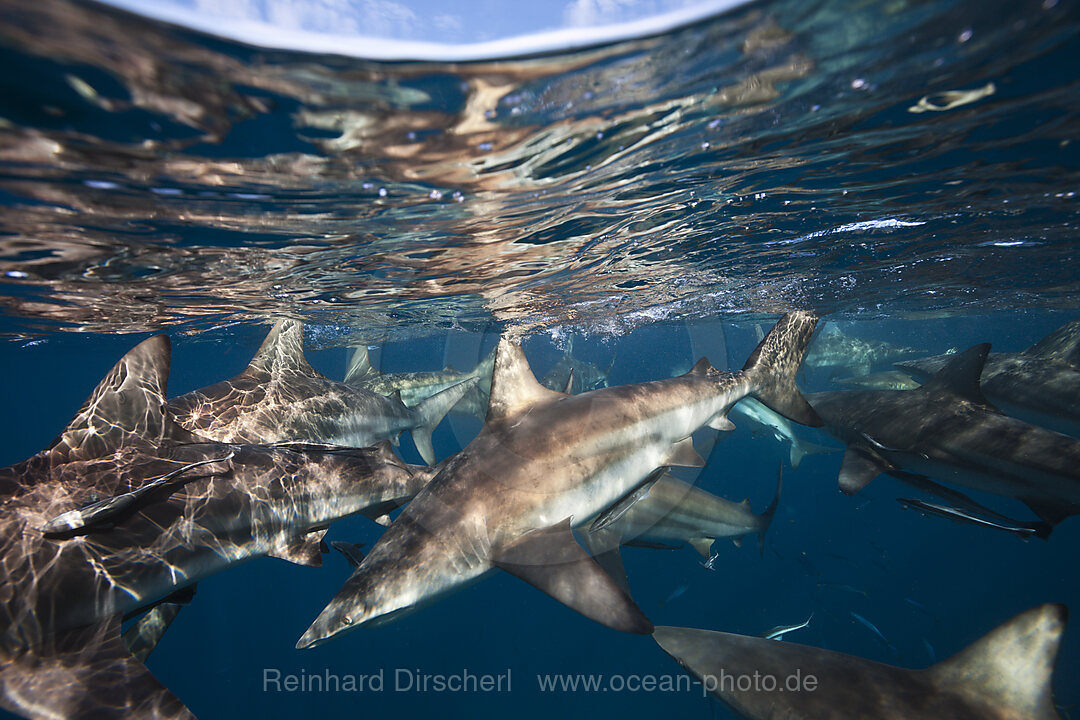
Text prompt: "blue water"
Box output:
[[1, 0, 1080, 717]]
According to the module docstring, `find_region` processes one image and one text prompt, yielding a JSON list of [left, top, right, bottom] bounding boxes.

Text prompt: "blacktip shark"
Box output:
[[655, 603, 1068, 720], [896, 318, 1080, 437], [834, 370, 922, 390], [584, 468, 782, 564], [344, 343, 496, 421], [805, 322, 926, 376], [809, 343, 1080, 526], [731, 397, 837, 469], [297, 311, 820, 649], [168, 321, 474, 464], [0, 335, 432, 719], [538, 336, 615, 395]]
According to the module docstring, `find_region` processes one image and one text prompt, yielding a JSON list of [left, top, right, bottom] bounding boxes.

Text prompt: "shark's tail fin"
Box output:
[[789, 438, 838, 471], [344, 345, 379, 385], [410, 378, 479, 464], [758, 464, 783, 556], [927, 603, 1066, 720], [742, 311, 821, 427]]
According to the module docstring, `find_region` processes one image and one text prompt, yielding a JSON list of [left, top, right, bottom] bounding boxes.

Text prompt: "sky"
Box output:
[[96, 0, 745, 59]]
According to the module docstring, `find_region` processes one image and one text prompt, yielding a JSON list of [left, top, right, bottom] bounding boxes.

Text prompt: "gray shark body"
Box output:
[[810, 344, 1080, 525], [806, 323, 925, 376], [654, 603, 1067, 720], [896, 319, 1080, 437], [539, 337, 615, 395], [344, 344, 494, 421], [297, 312, 820, 649], [0, 336, 430, 719], [169, 322, 473, 464], [834, 370, 922, 390], [584, 470, 781, 563], [731, 397, 837, 469]]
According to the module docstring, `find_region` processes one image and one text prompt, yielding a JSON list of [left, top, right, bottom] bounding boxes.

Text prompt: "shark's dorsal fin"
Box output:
[[344, 345, 379, 384], [1023, 319, 1080, 369], [246, 320, 317, 378], [486, 338, 563, 423], [686, 357, 714, 376], [49, 335, 197, 459], [927, 603, 1066, 720], [918, 343, 993, 406]]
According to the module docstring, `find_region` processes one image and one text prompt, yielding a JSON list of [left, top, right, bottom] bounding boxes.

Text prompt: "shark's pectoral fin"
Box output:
[[665, 437, 705, 468], [580, 527, 632, 597], [0, 618, 195, 720], [706, 414, 735, 431], [268, 528, 329, 567], [493, 519, 653, 634], [1020, 496, 1079, 527], [561, 370, 575, 395], [123, 603, 184, 664], [330, 541, 367, 569], [690, 537, 715, 559], [838, 445, 891, 495]]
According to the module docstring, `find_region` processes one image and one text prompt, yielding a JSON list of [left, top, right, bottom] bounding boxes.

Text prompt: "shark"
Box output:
[[538, 336, 616, 395], [833, 370, 922, 390], [0, 335, 432, 719], [654, 603, 1068, 720], [895, 318, 1080, 438], [343, 343, 496, 422], [730, 397, 837, 470], [808, 343, 1080, 526], [584, 468, 782, 563], [805, 322, 926, 376], [168, 321, 474, 464], [296, 311, 821, 649]]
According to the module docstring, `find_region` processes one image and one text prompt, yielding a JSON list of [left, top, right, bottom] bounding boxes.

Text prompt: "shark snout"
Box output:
[[296, 599, 361, 649]]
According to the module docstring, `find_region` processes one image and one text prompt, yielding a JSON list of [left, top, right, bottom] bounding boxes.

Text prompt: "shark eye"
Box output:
[[342, 615, 353, 626]]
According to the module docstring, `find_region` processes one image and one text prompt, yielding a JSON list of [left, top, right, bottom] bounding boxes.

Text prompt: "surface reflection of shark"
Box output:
[[810, 344, 1080, 527], [297, 312, 820, 649], [806, 323, 926, 376], [343, 344, 496, 422], [168, 321, 473, 464], [655, 603, 1068, 720], [0, 336, 431, 719], [896, 318, 1080, 438]]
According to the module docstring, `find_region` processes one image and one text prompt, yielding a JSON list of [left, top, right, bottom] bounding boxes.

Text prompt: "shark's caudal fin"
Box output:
[[757, 465, 783, 556], [1023, 318, 1080, 369], [0, 618, 195, 719], [410, 378, 479, 464], [927, 603, 1067, 720], [47, 335, 199, 460], [486, 339, 566, 423], [344, 345, 379, 385], [493, 519, 653, 635], [789, 438, 838, 471], [246, 319, 319, 378], [741, 312, 821, 427]]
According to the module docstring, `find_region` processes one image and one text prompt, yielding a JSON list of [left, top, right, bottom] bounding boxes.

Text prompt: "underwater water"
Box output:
[[1, 0, 1079, 717]]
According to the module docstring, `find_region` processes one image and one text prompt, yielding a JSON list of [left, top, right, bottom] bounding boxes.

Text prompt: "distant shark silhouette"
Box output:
[[810, 344, 1080, 526], [0, 335, 431, 719], [344, 344, 496, 421], [169, 321, 473, 464], [806, 323, 925, 376], [297, 311, 820, 649], [538, 336, 615, 395], [896, 318, 1080, 438], [655, 603, 1068, 720]]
